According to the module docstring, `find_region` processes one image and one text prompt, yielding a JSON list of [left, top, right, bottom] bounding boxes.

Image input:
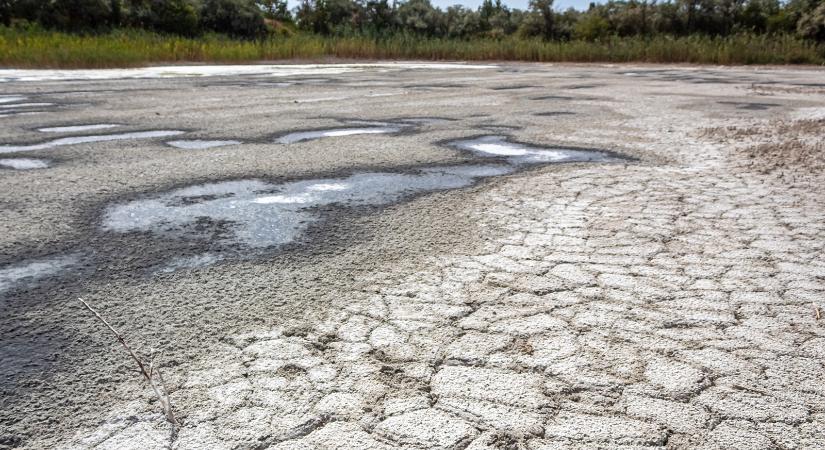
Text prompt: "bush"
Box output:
[[797, 2, 825, 41], [41, 0, 113, 30], [123, 0, 198, 36], [148, 0, 198, 36], [200, 0, 267, 39], [573, 13, 610, 41], [1, 0, 12, 26]]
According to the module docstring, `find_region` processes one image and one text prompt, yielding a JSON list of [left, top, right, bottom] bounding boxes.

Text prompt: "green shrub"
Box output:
[[123, 0, 198, 36], [797, 2, 825, 41], [41, 0, 113, 30], [148, 0, 198, 36], [573, 14, 611, 41], [200, 0, 266, 39]]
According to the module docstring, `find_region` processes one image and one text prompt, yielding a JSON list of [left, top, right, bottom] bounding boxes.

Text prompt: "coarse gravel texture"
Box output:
[[0, 62, 824, 449]]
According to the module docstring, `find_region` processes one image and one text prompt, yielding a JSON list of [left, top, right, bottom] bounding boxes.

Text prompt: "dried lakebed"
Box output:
[[1, 63, 824, 450]]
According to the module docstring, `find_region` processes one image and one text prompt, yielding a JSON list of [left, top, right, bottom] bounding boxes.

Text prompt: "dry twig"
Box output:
[[78, 297, 181, 428]]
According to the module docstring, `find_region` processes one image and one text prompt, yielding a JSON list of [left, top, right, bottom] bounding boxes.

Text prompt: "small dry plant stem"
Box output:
[[78, 297, 180, 428]]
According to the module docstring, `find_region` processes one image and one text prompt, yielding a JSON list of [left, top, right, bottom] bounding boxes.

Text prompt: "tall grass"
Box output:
[[1, 27, 823, 68]]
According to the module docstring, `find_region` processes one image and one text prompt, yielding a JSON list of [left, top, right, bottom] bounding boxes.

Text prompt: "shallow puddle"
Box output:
[[717, 101, 778, 111], [0, 111, 44, 118], [531, 95, 576, 101], [1, 102, 54, 108], [0, 254, 80, 296], [534, 111, 576, 117], [0, 130, 185, 154], [491, 85, 536, 90], [446, 135, 620, 165], [564, 84, 600, 90], [103, 164, 513, 249], [0, 158, 49, 170], [0, 96, 27, 104], [276, 126, 402, 144], [166, 139, 241, 150], [398, 117, 454, 125], [404, 83, 468, 90], [38, 124, 121, 133]]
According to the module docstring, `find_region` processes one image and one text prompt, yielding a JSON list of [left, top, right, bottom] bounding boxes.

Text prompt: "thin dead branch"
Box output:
[[78, 297, 181, 429]]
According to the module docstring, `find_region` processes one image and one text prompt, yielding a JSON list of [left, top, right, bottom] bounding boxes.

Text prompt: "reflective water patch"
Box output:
[[564, 84, 601, 90], [0, 96, 27, 104], [534, 112, 576, 117], [0, 254, 80, 295], [531, 95, 575, 101], [166, 139, 241, 150], [398, 117, 455, 125], [102, 165, 513, 249], [717, 101, 779, 111], [490, 85, 536, 90], [0, 158, 49, 170], [276, 127, 402, 144], [446, 135, 620, 165], [0, 63, 495, 82], [0, 130, 185, 154], [1, 102, 54, 108], [0, 111, 44, 118], [38, 124, 121, 133]]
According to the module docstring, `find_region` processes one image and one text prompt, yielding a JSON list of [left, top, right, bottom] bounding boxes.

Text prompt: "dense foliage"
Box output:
[[1, 0, 824, 42]]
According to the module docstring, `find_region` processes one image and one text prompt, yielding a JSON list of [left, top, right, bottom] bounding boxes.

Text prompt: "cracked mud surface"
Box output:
[[1, 63, 824, 449]]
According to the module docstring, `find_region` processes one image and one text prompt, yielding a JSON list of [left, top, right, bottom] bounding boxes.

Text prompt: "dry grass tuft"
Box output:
[[78, 298, 181, 430]]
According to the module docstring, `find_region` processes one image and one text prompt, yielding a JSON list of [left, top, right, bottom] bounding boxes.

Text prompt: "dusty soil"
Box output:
[[0, 63, 823, 449]]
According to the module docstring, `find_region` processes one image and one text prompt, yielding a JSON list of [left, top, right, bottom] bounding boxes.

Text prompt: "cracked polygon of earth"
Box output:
[[543, 411, 668, 446], [621, 394, 711, 434], [373, 408, 478, 448]]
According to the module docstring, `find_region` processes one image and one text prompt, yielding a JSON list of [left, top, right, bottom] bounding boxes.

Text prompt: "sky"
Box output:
[[285, 0, 597, 13]]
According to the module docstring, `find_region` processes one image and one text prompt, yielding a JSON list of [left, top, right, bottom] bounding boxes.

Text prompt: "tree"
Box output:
[[40, 0, 113, 30], [396, 0, 443, 35], [295, 0, 362, 35], [0, 0, 12, 26], [257, 0, 291, 21], [364, 0, 396, 35], [122, 0, 198, 35], [109, 0, 122, 26], [149, 0, 197, 35], [797, 0, 825, 40], [200, 0, 267, 38], [574, 11, 610, 40], [528, 0, 555, 39], [610, 0, 651, 36], [445, 5, 480, 37]]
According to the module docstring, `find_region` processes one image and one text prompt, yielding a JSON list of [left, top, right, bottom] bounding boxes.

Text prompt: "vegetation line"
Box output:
[[2, 28, 823, 68], [1, 0, 824, 67]]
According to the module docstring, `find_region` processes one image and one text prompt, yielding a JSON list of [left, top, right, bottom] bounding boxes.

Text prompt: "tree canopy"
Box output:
[[2, 0, 823, 41]]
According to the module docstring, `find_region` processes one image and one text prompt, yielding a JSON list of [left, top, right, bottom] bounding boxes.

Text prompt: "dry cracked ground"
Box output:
[[1, 62, 824, 449]]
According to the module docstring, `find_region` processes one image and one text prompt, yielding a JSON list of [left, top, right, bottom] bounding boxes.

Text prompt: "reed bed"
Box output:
[[1, 27, 823, 68]]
